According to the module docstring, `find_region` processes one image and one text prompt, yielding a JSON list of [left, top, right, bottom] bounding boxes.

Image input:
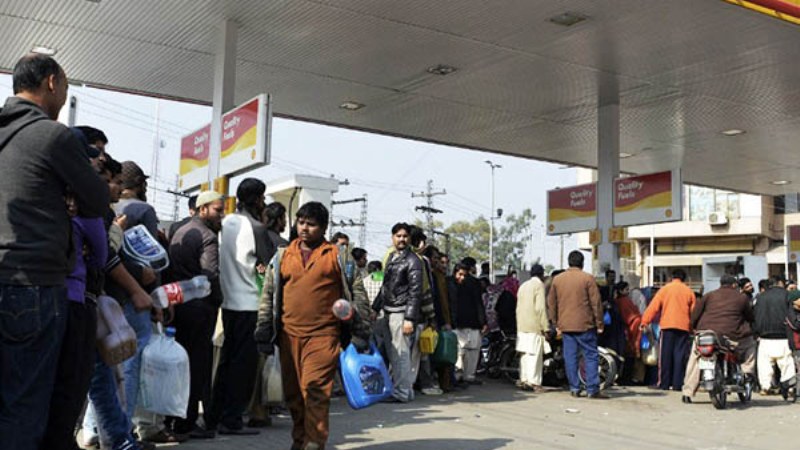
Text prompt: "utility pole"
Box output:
[[412, 180, 446, 241], [485, 161, 502, 283], [330, 195, 367, 245]]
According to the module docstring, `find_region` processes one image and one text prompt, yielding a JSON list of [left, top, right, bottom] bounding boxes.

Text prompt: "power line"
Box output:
[[412, 179, 446, 243]]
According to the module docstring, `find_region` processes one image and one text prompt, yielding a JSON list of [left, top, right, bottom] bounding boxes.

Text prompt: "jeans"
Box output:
[[122, 302, 152, 420], [42, 300, 98, 450], [563, 329, 600, 395], [0, 284, 67, 450], [88, 356, 138, 450]]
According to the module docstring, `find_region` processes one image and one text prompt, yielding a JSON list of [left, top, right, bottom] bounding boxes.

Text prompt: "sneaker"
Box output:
[[81, 433, 99, 449], [421, 387, 444, 396]]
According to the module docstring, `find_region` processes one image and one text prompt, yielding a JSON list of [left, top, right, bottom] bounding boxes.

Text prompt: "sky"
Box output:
[[0, 74, 580, 270]]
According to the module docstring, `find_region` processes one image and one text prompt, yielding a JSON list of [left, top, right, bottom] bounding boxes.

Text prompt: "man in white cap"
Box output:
[[165, 190, 225, 438]]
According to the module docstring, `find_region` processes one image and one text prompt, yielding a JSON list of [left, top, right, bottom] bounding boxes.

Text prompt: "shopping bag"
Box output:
[[139, 325, 190, 417], [95, 295, 137, 366], [261, 348, 284, 405], [641, 327, 659, 367], [419, 326, 439, 354]]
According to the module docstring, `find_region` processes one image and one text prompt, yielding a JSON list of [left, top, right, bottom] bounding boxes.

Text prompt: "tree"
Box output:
[[444, 216, 490, 264], [494, 208, 536, 274]]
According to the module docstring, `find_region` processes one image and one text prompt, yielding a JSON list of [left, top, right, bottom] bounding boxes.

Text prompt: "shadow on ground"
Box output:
[[333, 438, 512, 450]]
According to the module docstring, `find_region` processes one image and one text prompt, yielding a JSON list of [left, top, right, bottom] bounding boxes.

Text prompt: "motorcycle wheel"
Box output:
[[577, 351, 617, 391], [781, 385, 797, 403], [709, 360, 727, 410], [499, 347, 520, 383], [737, 378, 752, 404]]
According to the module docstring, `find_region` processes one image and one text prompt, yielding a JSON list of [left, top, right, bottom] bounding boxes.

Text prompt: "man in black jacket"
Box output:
[[754, 275, 796, 395], [453, 260, 488, 385], [378, 222, 423, 402], [165, 191, 225, 438], [0, 54, 109, 450]]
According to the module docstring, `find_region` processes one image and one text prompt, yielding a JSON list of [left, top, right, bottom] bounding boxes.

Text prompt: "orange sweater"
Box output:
[[641, 279, 696, 332], [281, 240, 343, 337]]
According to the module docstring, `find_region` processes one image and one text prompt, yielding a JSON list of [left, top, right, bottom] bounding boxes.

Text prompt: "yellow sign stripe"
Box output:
[[614, 192, 672, 213], [723, 0, 800, 25]]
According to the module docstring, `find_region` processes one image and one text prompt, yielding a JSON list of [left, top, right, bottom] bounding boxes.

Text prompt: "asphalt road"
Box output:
[[165, 381, 800, 450]]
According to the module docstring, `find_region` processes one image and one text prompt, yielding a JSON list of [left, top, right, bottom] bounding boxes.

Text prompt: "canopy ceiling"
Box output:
[[2, 0, 799, 195]]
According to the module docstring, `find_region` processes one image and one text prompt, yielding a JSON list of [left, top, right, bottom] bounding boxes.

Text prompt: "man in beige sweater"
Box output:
[[516, 264, 548, 392]]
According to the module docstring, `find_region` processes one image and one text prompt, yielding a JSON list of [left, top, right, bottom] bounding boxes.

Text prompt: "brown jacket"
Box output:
[[692, 286, 754, 340], [547, 267, 603, 333]]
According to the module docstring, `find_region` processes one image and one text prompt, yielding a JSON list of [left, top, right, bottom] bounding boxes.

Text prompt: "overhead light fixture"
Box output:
[[771, 180, 791, 185], [548, 12, 588, 27], [426, 64, 458, 76], [721, 129, 746, 136], [339, 101, 365, 111], [31, 45, 57, 56], [619, 152, 633, 159]]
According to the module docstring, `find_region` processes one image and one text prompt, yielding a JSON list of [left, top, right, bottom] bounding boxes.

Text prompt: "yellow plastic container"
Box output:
[[419, 326, 439, 354]]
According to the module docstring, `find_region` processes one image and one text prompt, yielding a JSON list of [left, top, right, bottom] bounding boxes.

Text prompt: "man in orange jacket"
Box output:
[[641, 269, 696, 390]]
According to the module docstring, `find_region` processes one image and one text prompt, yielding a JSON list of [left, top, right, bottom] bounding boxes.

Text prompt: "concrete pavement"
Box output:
[[162, 381, 800, 450]]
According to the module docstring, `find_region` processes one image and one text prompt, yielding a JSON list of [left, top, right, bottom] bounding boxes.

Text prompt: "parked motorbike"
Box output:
[[482, 330, 620, 390], [482, 330, 520, 382], [694, 330, 758, 409]]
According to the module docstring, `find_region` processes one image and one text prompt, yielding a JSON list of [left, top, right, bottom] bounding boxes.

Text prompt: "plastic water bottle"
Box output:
[[150, 275, 211, 308], [332, 298, 353, 321], [344, 260, 356, 283]]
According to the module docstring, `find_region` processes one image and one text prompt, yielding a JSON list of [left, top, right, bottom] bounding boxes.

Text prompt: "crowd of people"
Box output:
[[3, 54, 800, 450]]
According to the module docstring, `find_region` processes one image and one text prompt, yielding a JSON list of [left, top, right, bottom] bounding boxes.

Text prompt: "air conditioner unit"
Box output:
[[708, 211, 728, 226]]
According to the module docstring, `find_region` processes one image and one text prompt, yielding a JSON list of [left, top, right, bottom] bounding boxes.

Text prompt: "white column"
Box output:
[[208, 19, 238, 185], [597, 103, 620, 275]]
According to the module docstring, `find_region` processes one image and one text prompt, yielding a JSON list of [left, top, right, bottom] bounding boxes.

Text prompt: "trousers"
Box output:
[[657, 329, 689, 390], [385, 313, 420, 402], [563, 330, 600, 395], [455, 328, 481, 382], [280, 332, 340, 450], [757, 338, 796, 389], [517, 332, 545, 386]]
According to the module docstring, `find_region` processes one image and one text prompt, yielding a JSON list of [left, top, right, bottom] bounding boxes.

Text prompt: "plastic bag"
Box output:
[[419, 326, 439, 354], [261, 348, 284, 405], [641, 327, 658, 367], [139, 325, 190, 417], [603, 310, 612, 326]]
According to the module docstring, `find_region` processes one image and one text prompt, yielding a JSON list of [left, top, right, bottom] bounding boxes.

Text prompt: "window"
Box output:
[[688, 186, 740, 221]]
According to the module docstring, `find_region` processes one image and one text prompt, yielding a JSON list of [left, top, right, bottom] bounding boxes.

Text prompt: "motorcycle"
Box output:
[[694, 330, 759, 409], [481, 330, 621, 390], [482, 330, 520, 382], [543, 335, 621, 391]]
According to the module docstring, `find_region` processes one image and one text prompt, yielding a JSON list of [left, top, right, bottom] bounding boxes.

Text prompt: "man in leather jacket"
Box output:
[[375, 222, 423, 402]]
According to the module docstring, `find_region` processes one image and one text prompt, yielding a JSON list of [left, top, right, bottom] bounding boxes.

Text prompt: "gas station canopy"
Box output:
[[2, 0, 799, 195]]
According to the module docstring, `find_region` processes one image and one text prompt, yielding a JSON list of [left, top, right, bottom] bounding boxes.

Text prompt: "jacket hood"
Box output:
[[0, 97, 49, 149]]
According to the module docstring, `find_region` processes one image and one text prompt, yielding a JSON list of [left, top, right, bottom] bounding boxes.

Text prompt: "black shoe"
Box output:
[[247, 417, 272, 428], [647, 384, 666, 390], [588, 392, 610, 400], [570, 390, 583, 398], [681, 395, 692, 404], [188, 427, 217, 439], [218, 424, 260, 435]]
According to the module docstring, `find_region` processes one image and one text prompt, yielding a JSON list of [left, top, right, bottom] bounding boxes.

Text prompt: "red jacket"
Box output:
[[641, 279, 696, 332]]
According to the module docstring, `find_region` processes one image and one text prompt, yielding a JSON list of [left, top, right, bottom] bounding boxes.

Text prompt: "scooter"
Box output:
[[694, 330, 757, 409]]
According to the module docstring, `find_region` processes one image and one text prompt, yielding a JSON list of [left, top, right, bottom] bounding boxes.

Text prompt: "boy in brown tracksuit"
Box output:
[[254, 202, 371, 450]]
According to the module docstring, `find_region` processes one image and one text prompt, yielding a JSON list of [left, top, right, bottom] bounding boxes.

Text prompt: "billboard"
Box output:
[[178, 124, 211, 190], [547, 183, 597, 235], [613, 170, 682, 227], [220, 94, 272, 177], [178, 94, 272, 191], [789, 225, 800, 263]]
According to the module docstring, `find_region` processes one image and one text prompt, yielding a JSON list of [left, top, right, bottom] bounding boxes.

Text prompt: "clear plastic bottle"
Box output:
[[165, 326, 177, 339], [332, 298, 353, 321], [150, 275, 211, 309]]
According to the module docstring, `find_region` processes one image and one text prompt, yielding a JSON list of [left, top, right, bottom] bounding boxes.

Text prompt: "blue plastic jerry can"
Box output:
[[339, 342, 393, 409]]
